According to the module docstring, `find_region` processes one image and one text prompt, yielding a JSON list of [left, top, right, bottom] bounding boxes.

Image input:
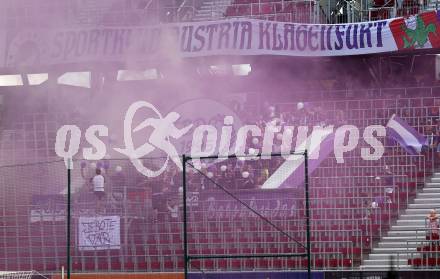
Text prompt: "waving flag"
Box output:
[[262, 127, 334, 189], [386, 114, 427, 155]]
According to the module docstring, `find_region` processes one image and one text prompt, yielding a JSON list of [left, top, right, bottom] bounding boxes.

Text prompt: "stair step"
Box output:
[[405, 208, 435, 214], [378, 242, 419, 248], [363, 259, 409, 264], [425, 182, 440, 187], [391, 225, 428, 230], [372, 247, 417, 253], [368, 253, 414, 260], [396, 219, 427, 225], [422, 187, 440, 193], [408, 203, 440, 209], [413, 197, 440, 202], [418, 192, 440, 198], [382, 235, 427, 241], [360, 264, 411, 270], [400, 214, 429, 220], [388, 230, 426, 236]]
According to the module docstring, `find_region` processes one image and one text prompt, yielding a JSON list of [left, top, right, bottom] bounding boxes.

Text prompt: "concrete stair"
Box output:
[[192, 0, 232, 21], [361, 172, 440, 270]]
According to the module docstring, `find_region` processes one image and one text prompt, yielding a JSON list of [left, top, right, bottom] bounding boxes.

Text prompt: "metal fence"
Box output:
[[1, 0, 437, 29], [0, 87, 439, 275]]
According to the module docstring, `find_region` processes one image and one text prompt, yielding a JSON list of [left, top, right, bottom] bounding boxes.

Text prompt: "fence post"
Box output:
[[304, 150, 312, 279], [66, 158, 72, 279], [182, 155, 189, 279]]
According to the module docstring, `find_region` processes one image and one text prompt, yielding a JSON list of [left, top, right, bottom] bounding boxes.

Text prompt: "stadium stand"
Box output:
[[1, 0, 440, 277], [368, 0, 422, 20], [223, 0, 321, 23], [0, 86, 438, 272], [1, 0, 436, 28]]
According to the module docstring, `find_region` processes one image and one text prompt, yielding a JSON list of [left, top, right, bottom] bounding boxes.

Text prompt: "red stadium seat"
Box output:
[[314, 258, 324, 268], [217, 259, 227, 269], [329, 259, 338, 268], [260, 3, 273, 14], [150, 260, 161, 270], [258, 258, 269, 269], [203, 259, 214, 270], [84, 261, 95, 271], [124, 261, 135, 270], [97, 259, 109, 271], [238, 5, 251, 15], [272, 259, 283, 269], [342, 259, 352, 267], [164, 260, 174, 270], [225, 6, 237, 16]]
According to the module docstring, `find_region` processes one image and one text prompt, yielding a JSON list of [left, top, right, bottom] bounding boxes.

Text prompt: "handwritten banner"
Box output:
[[4, 10, 440, 68], [78, 216, 120, 251]]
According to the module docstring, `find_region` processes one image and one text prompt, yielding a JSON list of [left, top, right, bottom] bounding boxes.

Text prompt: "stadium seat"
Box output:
[[150, 260, 161, 270]]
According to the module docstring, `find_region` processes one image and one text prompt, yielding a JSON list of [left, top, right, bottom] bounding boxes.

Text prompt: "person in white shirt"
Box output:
[[92, 168, 105, 201], [428, 209, 439, 241], [166, 199, 179, 220]]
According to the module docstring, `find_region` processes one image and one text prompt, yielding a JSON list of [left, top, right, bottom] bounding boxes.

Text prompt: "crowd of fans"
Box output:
[[71, 96, 407, 220], [71, 101, 337, 219], [69, 89, 440, 229]]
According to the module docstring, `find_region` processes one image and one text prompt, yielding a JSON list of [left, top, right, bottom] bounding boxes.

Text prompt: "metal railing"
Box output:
[[2, 0, 438, 28], [368, 0, 430, 21], [201, 0, 321, 23]]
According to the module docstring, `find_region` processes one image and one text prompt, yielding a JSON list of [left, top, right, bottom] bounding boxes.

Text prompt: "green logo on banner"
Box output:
[[402, 15, 436, 48]]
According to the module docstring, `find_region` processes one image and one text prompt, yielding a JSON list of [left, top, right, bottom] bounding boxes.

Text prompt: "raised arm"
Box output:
[[171, 124, 193, 138]]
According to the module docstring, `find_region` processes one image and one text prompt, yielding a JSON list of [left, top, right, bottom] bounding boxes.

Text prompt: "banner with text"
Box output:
[[4, 10, 440, 68], [200, 188, 302, 219], [78, 215, 121, 251], [30, 195, 66, 223]]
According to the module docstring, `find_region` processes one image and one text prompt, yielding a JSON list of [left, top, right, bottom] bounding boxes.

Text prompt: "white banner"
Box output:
[[30, 209, 65, 223], [3, 10, 440, 68], [29, 194, 66, 223], [78, 216, 120, 251]]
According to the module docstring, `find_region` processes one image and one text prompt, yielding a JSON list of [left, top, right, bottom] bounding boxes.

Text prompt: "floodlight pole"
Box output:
[[304, 150, 311, 279], [182, 155, 189, 279], [67, 158, 72, 279]]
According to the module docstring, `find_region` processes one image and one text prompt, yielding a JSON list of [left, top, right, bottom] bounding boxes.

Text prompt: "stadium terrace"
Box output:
[[3, 0, 440, 277]]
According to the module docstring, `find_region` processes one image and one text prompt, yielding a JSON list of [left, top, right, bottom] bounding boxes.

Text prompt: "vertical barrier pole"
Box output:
[[304, 150, 311, 279], [67, 158, 71, 279], [432, 145, 435, 174], [182, 155, 189, 279]]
